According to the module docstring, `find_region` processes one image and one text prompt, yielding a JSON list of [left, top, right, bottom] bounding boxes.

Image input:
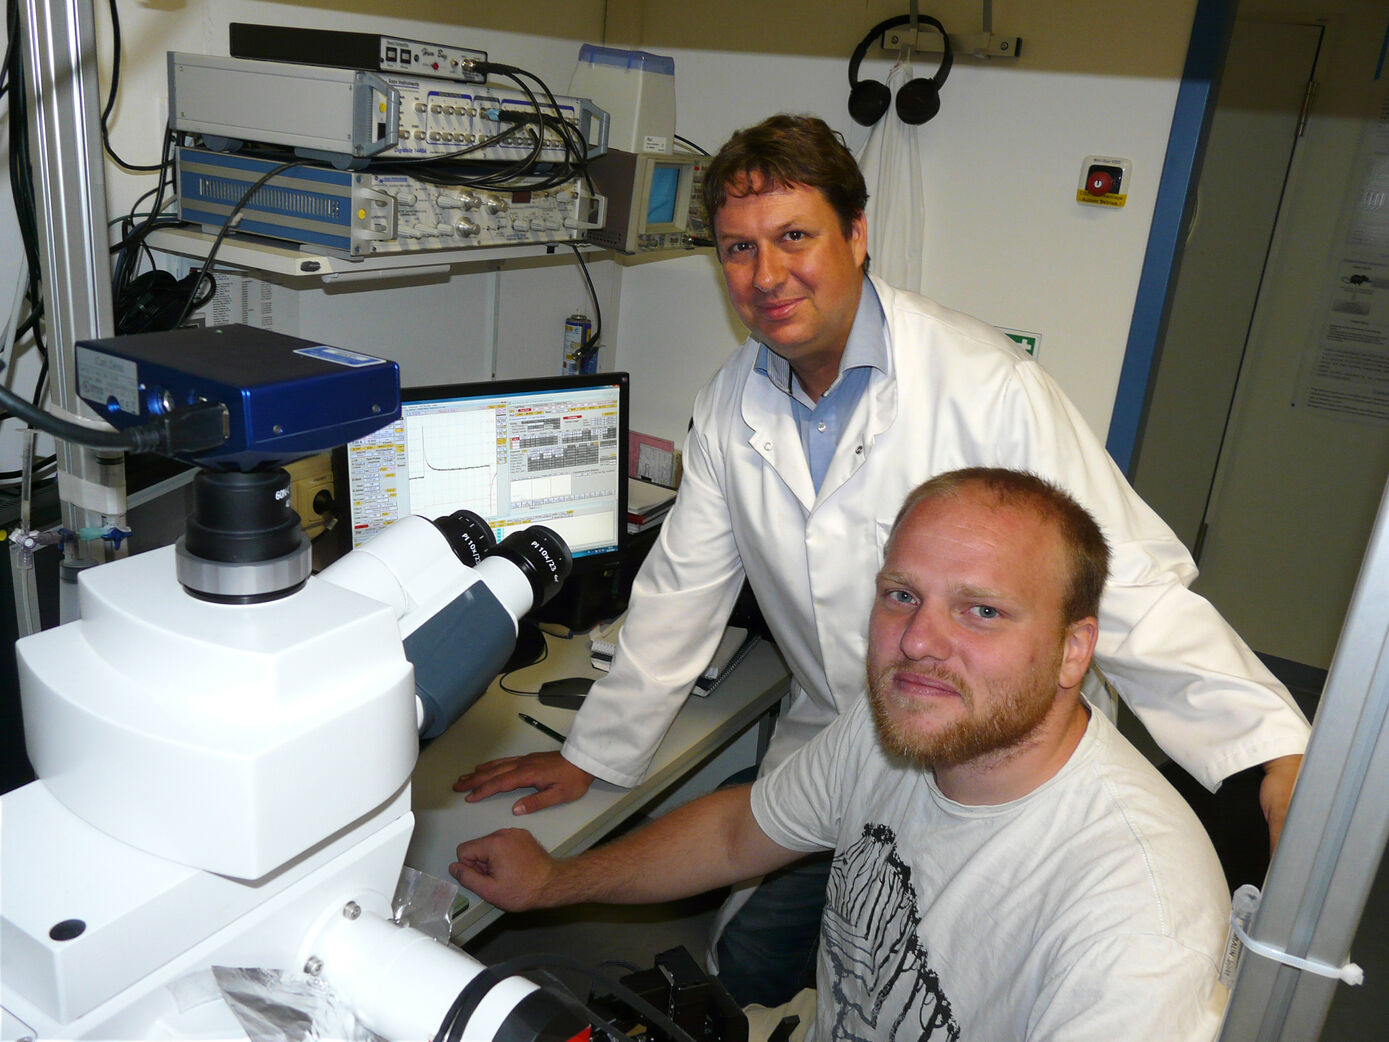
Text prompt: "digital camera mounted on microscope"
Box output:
[[1, 325, 592, 1041]]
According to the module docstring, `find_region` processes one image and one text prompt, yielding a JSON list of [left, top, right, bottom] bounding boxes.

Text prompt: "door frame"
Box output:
[[1105, 0, 1237, 475]]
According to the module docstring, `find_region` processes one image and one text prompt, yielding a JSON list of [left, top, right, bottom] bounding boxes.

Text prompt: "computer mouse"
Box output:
[[538, 676, 595, 710]]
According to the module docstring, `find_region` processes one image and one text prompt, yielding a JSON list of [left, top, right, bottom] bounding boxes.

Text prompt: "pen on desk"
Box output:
[[518, 713, 567, 744]]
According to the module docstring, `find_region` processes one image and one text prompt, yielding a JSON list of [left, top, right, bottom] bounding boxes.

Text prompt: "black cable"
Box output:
[[421, 72, 549, 191], [352, 62, 586, 195], [495, 65, 593, 191], [0, 381, 153, 451], [0, 0, 17, 99], [7, 5, 40, 311], [569, 245, 602, 365], [375, 63, 588, 195], [0, 377, 226, 456], [0, 454, 57, 480], [596, 959, 643, 975], [6, 4, 49, 389], [172, 157, 304, 328], [435, 953, 699, 1042], [476, 67, 557, 181], [109, 132, 201, 334], [497, 632, 551, 694], [527, 969, 634, 1042], [30, 354, 46, 408], [99, 0, 162, 171], [14, 302, 39, 341], [110, 126, 178, 318], [674, 134, 710, 156], [365, 116, 532, 170]]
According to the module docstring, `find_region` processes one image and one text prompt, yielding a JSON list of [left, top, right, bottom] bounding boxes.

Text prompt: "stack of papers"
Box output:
[[590, 613, 758, 697], [628, 478, 677, 534]]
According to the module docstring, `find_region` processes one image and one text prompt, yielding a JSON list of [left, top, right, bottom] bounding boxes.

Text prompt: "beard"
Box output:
[[866, 651, 1061, 770]]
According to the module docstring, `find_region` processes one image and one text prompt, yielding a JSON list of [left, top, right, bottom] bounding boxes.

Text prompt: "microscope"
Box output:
[[0, 326, 590, 1040]]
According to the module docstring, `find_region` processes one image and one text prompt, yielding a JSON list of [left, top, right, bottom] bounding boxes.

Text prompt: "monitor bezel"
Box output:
[[330, 371, 630, 571]]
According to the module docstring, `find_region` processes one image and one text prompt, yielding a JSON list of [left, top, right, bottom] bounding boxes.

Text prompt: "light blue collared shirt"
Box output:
[[753, 278, 889, 493]]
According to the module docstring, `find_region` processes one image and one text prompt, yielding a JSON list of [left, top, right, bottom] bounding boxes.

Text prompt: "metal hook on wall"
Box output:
[[882, 1, 1022, 60]]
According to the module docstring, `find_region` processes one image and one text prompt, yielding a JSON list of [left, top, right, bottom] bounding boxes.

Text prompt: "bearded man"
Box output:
[[452, 468, 1231, 1042]]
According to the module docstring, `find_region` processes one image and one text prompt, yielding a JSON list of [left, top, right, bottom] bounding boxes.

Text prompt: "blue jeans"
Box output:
[[715, 851, 833, 1008]]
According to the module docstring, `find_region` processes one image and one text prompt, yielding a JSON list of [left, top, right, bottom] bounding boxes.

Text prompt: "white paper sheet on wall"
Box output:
[[1294, 85, 1389, 425]]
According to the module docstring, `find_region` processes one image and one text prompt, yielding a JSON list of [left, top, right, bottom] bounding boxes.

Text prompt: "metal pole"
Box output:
[[21, 0, 126, 571], [1218, 474, 1389, 1039]]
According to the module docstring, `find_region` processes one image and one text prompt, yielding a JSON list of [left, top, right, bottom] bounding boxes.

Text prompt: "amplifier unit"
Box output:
[[229, 22, 488, 84], [176, 147, 607, 257], [169, 53, 609, 169]]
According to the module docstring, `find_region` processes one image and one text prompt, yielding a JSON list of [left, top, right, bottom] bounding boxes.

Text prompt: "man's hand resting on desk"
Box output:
[[452, 751, 596, 815], [451, 828, 560, 911]]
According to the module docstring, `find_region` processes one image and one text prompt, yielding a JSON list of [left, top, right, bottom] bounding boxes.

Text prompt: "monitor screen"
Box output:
[[339, 373, 629, 562]]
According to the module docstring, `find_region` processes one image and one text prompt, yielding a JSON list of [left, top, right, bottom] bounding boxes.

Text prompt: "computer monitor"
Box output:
[[337, 373, 629, 567]]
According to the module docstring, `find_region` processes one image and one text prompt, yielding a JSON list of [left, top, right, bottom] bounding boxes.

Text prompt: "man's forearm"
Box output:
[[544, 785, 801, 906]]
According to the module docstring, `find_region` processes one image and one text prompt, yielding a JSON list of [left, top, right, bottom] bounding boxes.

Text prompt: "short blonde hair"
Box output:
[[889, 468, 1110, 624]]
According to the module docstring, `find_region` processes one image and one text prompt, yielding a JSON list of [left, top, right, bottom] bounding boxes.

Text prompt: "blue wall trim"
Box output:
[[1105, 0, 1236, 476]]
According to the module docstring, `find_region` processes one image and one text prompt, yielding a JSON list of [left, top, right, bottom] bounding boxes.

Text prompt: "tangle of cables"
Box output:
[[2, 0, 57, 494], [12, 2, 611, 443], [106, 51, 598, 336]]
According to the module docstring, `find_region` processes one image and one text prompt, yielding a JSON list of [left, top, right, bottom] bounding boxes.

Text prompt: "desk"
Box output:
[[406, 631, 790, 943]]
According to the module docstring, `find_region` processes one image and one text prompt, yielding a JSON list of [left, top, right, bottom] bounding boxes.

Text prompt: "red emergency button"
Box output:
[[1086, 170, 1113, 196]]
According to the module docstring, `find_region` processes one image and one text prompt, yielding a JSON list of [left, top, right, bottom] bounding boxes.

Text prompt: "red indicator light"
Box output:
[[1087, 170, 1113, 196]]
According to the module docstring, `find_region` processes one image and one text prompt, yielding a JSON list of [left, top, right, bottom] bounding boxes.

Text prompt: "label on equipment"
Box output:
[[294, 345, 388, 367], [76, 346, 140, 414]]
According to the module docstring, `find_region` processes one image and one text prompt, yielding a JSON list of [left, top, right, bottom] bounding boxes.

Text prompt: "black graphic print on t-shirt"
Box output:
[[822, 823, 961, 1041]]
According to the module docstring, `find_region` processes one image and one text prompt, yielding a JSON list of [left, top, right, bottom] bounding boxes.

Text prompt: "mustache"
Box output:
[[870, 660, 972, 702]]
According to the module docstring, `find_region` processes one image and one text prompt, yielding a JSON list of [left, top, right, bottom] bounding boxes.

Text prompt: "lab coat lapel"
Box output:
[[813, 333, 898, 508], [741, 367, 817, 512]]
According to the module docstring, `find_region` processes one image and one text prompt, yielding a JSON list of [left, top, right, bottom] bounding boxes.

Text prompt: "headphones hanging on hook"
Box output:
[[847, 13, 953, 126]]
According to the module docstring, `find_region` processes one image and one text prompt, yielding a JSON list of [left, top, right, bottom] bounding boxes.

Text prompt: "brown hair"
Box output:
[[703, 114, 869, 247], [889, 468, 1111, 624]]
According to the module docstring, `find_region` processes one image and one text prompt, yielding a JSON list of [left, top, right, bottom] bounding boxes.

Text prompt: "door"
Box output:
[[1131, 20, 1322, 552], [1193, 57, 1389, 671], [1134, 19, 1389, 671]]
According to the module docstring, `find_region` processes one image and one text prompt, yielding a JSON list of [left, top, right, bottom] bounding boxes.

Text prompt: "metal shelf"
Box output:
[[146, 225, 605, 281]]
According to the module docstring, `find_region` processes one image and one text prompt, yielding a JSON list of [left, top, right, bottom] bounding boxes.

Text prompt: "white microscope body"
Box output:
[[3, 511, 577, 1041], [0, 324, 582, 1041]]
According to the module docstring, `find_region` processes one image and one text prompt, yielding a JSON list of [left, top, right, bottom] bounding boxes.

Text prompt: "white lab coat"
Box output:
[[562, 277, 1309, 792]]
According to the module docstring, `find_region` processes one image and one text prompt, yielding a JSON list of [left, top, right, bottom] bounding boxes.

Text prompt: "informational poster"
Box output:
[[1295, 86, 1389, 424], [204, 271, 299, 333], [164, 256, 299, 334]]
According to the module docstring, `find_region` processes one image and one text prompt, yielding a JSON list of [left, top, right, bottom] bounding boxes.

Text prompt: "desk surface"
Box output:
[[406, 630, 789, 942]]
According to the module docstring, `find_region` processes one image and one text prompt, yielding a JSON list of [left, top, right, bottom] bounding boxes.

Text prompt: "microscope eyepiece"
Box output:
[[430, 509, 497, 568], [487, 526, 572, 611]]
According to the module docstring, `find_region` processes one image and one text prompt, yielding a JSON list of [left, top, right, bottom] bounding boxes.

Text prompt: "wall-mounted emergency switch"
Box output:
[[1077, 155, 1132, 208]]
